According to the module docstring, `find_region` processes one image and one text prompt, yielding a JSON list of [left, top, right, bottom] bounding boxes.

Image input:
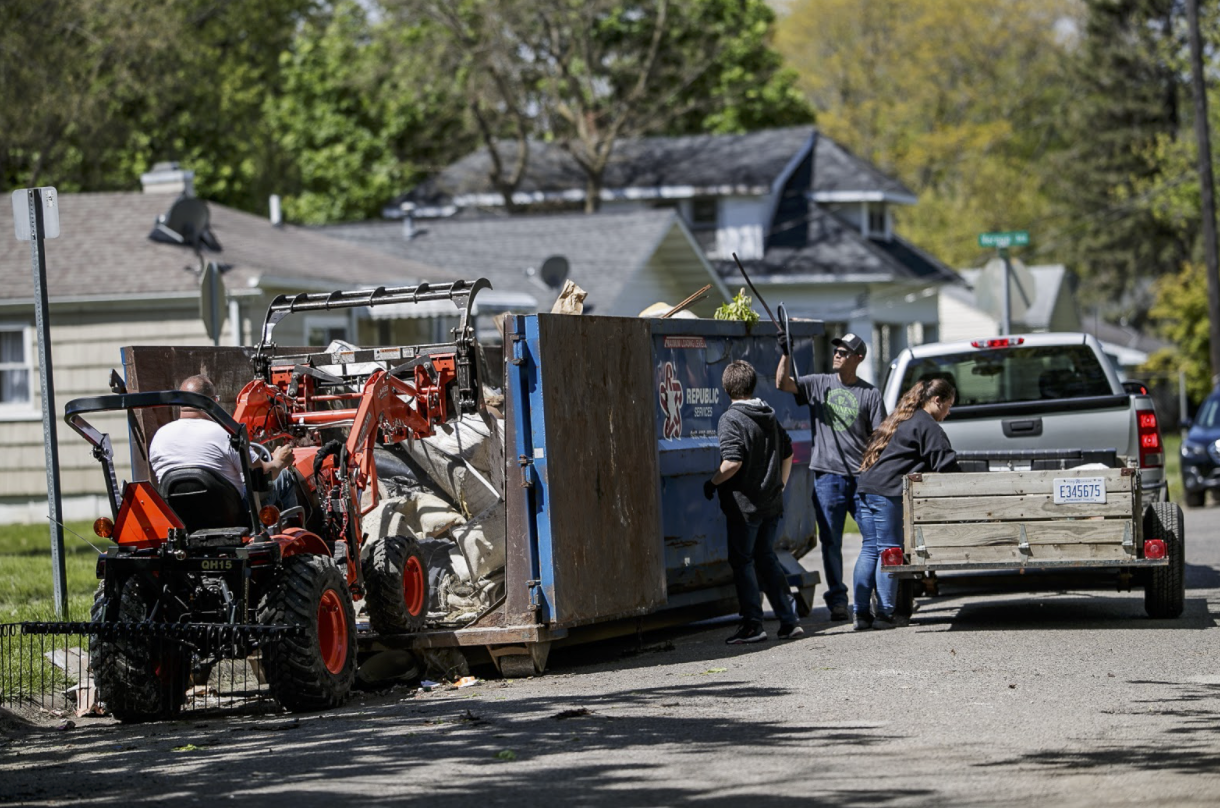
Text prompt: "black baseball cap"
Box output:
[[831, 333, 867, 357]]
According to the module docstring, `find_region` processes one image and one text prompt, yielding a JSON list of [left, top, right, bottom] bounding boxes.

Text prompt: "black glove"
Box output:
[[777, 331, 790, 356], [703, 480, 717, 500]]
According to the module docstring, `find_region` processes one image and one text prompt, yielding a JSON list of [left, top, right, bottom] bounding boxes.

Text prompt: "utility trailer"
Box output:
[[881, 466, 1185, 621], [117, 310, 825, 681]]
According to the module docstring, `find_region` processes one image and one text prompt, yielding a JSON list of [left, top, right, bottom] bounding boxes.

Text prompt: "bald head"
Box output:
[[179, 374, 218, 418]]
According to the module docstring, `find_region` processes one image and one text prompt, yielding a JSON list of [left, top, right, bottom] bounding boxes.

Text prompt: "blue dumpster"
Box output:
[[499, 313, 824, 665]]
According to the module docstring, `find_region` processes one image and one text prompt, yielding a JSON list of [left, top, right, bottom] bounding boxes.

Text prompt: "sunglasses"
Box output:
[[832, 348, 853, 358]]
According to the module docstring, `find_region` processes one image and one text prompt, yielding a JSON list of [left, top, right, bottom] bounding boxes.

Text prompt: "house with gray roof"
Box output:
[[0, 167, 455, 523], [320, 208, 730, 329], [388, 126, 960, 382]]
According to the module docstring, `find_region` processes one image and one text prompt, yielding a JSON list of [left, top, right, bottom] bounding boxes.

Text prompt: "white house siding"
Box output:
[[0, 302, 248, 523], [938, 294, 998, 344], [714, 197, 771, 261], [611, 266, 674, 318]]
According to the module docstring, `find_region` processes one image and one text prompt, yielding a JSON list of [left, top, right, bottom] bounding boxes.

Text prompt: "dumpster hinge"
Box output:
[[527, 579, 542, 609], [510, 333, 527, 366], [518, 454, 533, 488]]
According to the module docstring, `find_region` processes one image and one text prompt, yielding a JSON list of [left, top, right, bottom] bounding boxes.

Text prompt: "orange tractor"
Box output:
[[70, 279, 489, 719]]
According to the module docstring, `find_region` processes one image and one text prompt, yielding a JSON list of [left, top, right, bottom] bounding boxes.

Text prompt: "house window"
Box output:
[[687, 197, 718, 253], [0, 326, 32, 407], [866, 204, 888, 239], [304, 316, 350, 347]]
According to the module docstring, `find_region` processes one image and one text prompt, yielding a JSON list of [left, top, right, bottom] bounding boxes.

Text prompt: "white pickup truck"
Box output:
[[878, 332, 1183, 620], [881, 332, 1167, 500]]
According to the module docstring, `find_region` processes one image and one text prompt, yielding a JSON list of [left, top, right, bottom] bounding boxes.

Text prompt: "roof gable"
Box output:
[[320, 208, 728, 315]]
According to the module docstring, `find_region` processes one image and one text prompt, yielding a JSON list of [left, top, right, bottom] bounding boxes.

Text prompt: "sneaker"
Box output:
[[726, 622, 767, 645], [853, 612, 874, 631], [873, 612, 908, 630], [777, 623, 804, 640], [829, 604, 850, 622]]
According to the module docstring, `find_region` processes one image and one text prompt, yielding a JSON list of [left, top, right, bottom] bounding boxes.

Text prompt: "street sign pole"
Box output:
[[17, 188, 67, 617], [978, 231, 1030, 338]]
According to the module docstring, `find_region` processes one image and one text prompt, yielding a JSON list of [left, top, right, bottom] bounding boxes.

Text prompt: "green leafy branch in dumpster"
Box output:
[[713, 289, 761, 329]]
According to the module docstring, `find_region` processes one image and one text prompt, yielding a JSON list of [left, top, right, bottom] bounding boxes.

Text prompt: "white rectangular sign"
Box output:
[[11, 187, 60, 241], [1053, 477, 1107, 505]]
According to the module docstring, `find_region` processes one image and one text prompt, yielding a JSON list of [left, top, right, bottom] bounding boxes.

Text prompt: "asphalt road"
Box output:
[[2, 507, 1218, 807]]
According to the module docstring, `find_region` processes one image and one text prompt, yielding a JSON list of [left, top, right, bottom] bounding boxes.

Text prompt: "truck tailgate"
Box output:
[[941, 397, 1134, 461]]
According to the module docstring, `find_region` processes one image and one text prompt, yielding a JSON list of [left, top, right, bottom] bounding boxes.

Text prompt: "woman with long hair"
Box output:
[[852, 377, 960, 630]]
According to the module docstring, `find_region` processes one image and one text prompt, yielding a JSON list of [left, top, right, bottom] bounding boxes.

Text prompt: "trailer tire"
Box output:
[[363, 534, 430, 634], [90, 578, 189, 722], [1184, 490, 1205, 509], [1144, 502, 1186, 619], [258, 555, 356, 711]]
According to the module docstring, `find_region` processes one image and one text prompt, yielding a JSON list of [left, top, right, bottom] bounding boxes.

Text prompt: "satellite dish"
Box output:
[[149, 195, 221, 252], [539, 255, 569, 290], [976, 257, 1034, 325]]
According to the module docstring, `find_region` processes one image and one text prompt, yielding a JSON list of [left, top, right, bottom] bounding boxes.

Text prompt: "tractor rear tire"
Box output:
[[363, 534, 430, 634], [258, 555, 356, 711], [90, 578, 189, 722], [1144, 502, 1186, 619]]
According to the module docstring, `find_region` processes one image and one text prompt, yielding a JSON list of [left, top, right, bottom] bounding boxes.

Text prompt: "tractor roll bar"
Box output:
[[64, 391, 256, 522], [256, 278, 492, 349]]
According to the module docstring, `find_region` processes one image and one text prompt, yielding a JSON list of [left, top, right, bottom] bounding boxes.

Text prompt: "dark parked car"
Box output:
[[1181, 388, 1220, 507]]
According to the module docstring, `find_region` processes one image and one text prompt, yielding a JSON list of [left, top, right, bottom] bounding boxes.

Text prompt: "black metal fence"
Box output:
[[0, 622, 296, 721]]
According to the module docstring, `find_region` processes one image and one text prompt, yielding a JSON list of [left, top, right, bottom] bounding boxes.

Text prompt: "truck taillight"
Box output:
[[1143, 539, 1167, 560], [970, 337, 1024, 349], [1138, 410, 1163, 468], [881, 547, 905, 567]]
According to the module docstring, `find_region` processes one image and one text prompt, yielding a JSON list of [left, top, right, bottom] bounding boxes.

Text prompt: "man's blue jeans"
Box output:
[[726, 513, 798, 626], [813, 472, 858, 609], [853, 493, 902, 616]]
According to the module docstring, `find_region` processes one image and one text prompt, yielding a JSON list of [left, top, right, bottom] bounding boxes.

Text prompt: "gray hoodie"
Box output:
[[716, 398, 794, 520]]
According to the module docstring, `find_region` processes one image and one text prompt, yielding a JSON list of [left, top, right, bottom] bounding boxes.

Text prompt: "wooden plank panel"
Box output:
[[918, 543, 1132, 564], [911, 469, 1133, 498], [913, 493, 1133, 522], [911, 520, 1131, 548], [536, 314, 666, 627]]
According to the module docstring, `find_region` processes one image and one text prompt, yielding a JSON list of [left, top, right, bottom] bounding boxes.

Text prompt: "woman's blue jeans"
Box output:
[[853, 493, 902, 616]]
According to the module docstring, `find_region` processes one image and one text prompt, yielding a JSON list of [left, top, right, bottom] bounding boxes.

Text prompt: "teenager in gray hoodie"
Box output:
[[705, 360, 802, 644]]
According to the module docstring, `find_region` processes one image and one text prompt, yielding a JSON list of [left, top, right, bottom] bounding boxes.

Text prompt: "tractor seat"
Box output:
[[158, 467, 247, 533]]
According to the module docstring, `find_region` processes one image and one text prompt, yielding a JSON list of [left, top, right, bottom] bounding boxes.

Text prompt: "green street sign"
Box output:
[[978, 230, 1030, 249]]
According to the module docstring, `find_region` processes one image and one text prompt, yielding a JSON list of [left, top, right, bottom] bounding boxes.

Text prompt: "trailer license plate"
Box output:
[[1053, 477, 1106, 504]]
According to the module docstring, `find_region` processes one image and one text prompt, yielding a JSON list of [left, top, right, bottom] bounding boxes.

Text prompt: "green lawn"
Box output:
[[1163, 431, 1183, 504], [0, 521, 100, 623]]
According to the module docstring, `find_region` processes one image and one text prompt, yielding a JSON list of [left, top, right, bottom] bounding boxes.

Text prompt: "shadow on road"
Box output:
[[1, 680, 932, 806], [910, 594, 1214, 632]]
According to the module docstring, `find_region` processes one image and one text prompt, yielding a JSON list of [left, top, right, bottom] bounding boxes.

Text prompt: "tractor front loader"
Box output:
[[60, 278, 490, 720]]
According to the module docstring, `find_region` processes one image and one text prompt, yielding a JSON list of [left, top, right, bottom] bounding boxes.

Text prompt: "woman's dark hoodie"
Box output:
[[716, 398, 794, 521]]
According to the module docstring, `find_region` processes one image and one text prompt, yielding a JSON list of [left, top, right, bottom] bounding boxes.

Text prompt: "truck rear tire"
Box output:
[[1144, 502, 1185, 619], [363, 534, 430, 634], [258, 555, 356, 711], [1184, 490, 1205, 509], [893, 579, 917, 620], [90, 578, 189, 722]]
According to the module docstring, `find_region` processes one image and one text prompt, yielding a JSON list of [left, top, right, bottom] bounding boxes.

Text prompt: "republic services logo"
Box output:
[[659, 361, 684, 439]]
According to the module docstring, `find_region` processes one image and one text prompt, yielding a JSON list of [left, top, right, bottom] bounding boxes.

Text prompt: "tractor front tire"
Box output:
[[258, 554, 356, 711], [90, 578, 189, 722], [363, 534, 429, 634], [1144, 502, 1186, 619]]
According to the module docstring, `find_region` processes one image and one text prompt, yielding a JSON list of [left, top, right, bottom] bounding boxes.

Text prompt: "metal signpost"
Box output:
[[10, 187, 67, 617], [978, 230, 1030, 336]]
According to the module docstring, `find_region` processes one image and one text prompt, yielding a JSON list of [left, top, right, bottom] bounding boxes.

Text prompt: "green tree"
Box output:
[[775, 0, 1078, 268], [1050, 0, 1189, 324], [1143, 262, 1213, 402], [399, 0, 812, 212]]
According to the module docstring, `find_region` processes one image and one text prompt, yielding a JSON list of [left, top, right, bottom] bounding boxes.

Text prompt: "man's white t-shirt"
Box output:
[[149, 419, 248, 496]]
